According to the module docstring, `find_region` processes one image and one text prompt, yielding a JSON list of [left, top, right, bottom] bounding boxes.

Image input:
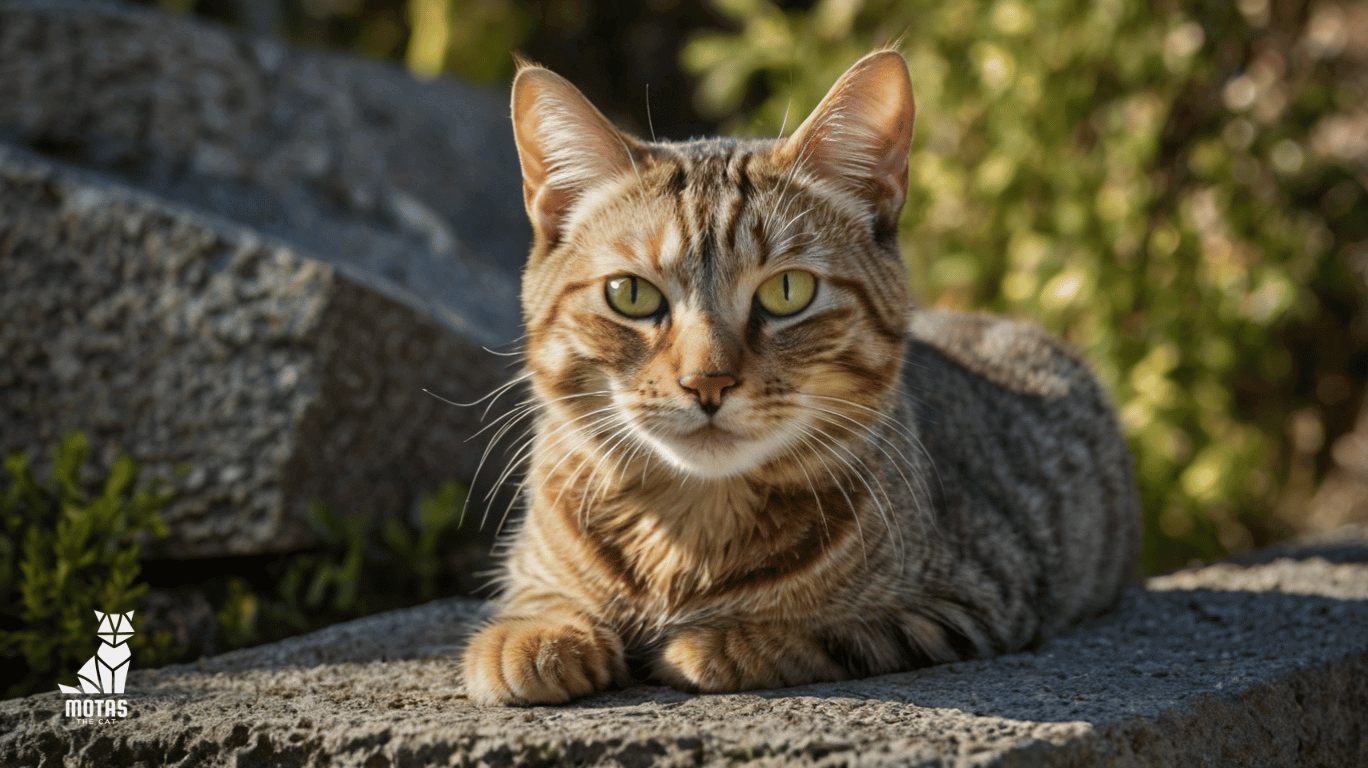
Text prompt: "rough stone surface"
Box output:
[[2, 535, 1366, 767], [0, 0, 528, 345], [0, 145, 515, 557], [0, 0, 530, 556]]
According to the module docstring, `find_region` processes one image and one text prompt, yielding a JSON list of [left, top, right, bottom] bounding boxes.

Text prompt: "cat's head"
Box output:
[[511, 52, 915, 481]]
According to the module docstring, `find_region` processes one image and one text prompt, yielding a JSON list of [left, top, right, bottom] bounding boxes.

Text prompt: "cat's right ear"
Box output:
[[511, 64, 642, 250]]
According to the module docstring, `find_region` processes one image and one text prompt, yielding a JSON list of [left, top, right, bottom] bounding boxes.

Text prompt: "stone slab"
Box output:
[[0, 145, 518, 557], [3, 534, 1365, 766]]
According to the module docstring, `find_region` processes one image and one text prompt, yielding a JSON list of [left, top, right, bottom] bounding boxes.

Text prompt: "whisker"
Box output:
[[425, 368, 530, 411], [798, 420, 903, 569], [461, 390, 617, 526], [542, 411, 632, 520], [791, 452, 831, 544], [804, 392, 946, 528], [802, 401, 932, 524], [788, 427, 868, 566], [481, 401, 618, 528], [576, 421, 639, 530], [500, 409, 629, 538]]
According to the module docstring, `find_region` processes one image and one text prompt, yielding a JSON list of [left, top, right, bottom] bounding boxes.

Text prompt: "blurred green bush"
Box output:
[[683, 0, 1367, 572]]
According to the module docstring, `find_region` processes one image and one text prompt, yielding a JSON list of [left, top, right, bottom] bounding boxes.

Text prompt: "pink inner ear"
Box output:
[[533, 185, 576, 241], [780, 52, 915, 200], [511, 66, 642, 248]]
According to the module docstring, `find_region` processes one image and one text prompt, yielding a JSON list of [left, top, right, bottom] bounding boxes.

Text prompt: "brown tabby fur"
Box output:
[[461, 51, 1141, 706]]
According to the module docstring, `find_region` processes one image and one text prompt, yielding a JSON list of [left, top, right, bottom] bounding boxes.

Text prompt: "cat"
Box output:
[[460, 50, 1141, 706], [58, 610, 135, 695]]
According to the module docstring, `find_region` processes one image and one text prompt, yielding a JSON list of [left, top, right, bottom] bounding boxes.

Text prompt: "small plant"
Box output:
[[382, 480, 467, 602], [214, 481, 472, 649], [0, 432, 176, 698]]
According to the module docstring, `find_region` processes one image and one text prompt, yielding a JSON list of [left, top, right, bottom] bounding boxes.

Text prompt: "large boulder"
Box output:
[[0, 0, 528, 319], [0, 1, 530, 556], [2, 533, 1366, 766]]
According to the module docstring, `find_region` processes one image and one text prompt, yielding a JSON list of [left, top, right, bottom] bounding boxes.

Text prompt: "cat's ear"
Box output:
[[511, 63, 642, 249], [778, 51, 915, 236]]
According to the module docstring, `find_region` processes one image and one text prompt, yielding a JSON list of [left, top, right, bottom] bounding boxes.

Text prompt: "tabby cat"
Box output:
[[461, 51, 1141, 706]]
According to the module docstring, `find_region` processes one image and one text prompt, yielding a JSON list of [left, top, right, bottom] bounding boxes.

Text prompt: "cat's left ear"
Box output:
[[511, 63, 643, 251], [778, 51, 916, 238]]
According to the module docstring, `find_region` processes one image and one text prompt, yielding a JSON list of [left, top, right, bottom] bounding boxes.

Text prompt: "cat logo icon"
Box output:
[[59, 610, 135, 695]]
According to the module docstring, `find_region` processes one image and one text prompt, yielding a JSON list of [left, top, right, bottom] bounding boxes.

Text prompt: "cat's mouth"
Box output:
[[682, 423, 742, 448], [662, 424, 751, 478], [638, 418, 793, 480]]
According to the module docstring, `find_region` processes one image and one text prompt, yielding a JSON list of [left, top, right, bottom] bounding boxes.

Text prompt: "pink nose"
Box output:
[[679, 373, 738, 414]]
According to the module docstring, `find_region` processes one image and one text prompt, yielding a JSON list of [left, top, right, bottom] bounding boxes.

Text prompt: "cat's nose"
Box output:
[[679, 373, 738, 415]]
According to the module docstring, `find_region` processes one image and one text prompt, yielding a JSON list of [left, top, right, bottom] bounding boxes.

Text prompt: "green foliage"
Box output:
[[406, 0, 532, 81], [0, 433, 176, 698], [685, 0, 1365, 572], [382, 479, 468, 601], [215, 481, 471, 648]]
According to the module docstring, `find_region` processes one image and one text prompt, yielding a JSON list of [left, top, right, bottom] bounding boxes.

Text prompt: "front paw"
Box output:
[[655, 624, 847, 693], [462, 614, 627, 706]]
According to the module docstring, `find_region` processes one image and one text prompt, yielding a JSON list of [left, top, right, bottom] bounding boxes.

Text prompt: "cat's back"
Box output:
[[899, 309, 1140, 639], [907, 309, 1093, 400]]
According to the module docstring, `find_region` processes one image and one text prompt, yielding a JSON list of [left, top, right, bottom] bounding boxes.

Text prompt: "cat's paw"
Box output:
[[655, 623, 847, 693], [461, 614, 626, 706]]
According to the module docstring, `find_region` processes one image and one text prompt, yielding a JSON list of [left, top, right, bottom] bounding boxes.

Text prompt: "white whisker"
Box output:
[[805, 392, 946, 527], [802, 399, 933, 523]]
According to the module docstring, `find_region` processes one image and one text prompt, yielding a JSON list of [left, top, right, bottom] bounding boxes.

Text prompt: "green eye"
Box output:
[[605, 275, 665, 318], [756, 270, 817, 316]]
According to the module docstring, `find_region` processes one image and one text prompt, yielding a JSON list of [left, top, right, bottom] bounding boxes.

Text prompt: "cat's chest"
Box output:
[[559, 486, 862, 624]]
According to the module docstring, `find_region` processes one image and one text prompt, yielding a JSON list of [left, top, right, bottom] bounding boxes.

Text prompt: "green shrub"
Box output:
[[683, 0, 1365, 572], [0, 433, 176, 698]]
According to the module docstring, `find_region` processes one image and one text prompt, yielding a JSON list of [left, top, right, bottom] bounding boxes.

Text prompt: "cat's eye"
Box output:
[[605, 275, 665, 318], [756, 270, 817, 317]]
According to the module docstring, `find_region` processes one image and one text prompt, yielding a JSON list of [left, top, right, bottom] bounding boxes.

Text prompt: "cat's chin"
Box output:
[[636, 423, 788, 480]]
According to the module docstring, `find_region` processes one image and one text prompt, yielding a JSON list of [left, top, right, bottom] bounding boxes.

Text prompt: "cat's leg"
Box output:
[[654, 622, 848, 693], [461, 605, 628, 706]]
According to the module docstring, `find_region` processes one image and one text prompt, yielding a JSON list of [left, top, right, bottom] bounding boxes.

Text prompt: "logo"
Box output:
[[59, 610, 134, 722]]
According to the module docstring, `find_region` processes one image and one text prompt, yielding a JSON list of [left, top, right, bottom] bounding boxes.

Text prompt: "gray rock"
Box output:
[[0, 0, 529, 344], [3, 536, 1366, 766], [0, 1, 532, 556], [0, 145, 519, 557]]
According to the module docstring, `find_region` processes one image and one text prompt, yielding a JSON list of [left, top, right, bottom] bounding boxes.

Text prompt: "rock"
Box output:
[[0, 144, 519, 557], [0, 1, 531, 556], [3, 535, 1366, 766], [0, 0, 528, 333]]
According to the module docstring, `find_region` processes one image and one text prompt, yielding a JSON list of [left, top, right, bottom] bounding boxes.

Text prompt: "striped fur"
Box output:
[[461, 52, 1141, 705]]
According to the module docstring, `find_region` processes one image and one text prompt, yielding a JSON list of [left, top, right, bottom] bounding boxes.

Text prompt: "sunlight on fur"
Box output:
[[458, 51, 1141, 706]]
